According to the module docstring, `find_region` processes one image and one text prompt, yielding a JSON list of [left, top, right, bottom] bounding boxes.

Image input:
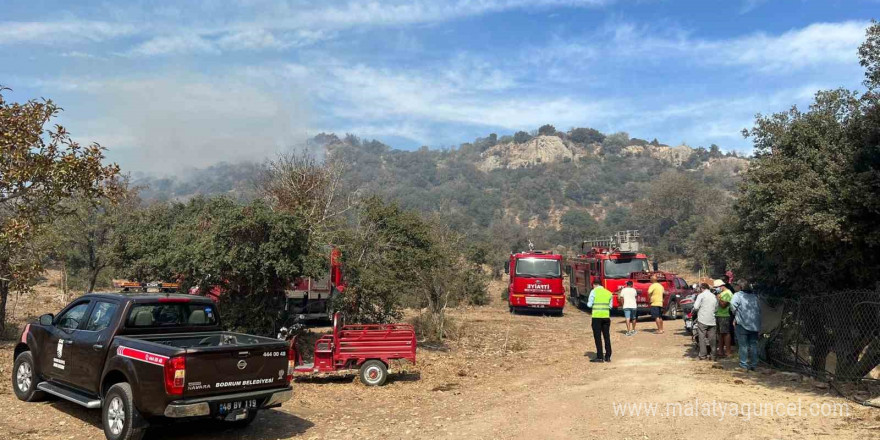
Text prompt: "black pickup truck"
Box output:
[[12, 292, 293, 440]]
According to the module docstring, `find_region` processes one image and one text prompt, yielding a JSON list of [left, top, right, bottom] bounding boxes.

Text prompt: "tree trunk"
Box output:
[[61, 262, 69, 302], [0, 281, 8, 336], [87, 268, 100, 293]]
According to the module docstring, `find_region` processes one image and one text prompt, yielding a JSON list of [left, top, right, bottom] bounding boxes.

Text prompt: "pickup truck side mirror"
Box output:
[[504, 261, 510, 275], [39, 314, 54, 326]]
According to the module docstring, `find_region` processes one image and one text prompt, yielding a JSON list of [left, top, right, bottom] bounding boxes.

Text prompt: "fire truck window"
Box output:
[[514, 259, 561, 278], [603, 258, 650, 279]]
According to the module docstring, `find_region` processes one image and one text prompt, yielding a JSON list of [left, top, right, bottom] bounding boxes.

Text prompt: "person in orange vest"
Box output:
[[587, 279, 613, 363]]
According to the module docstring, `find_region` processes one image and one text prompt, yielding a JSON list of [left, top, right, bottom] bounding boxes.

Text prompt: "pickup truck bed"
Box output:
[[12, 292, 293, 440]]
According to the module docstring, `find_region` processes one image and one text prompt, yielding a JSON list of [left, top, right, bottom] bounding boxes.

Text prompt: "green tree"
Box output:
[[632, 171, 726, 257], [0, 87, 119, 332], [49, 180, 140, 295], [336, 197, 487, 338], [538, 124, 557, 136], [569, 127, 605, 144], [513, 131, 533, 144], [114, 197, 310, 335], [335, 198, 426, 323], [725, 22, 880, 378], [602, 132, 630, 155], [556, 210, 600, 247], [260, 151, 354, 278]]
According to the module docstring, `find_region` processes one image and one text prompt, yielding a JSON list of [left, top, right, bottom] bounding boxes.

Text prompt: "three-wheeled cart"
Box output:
[[290, 312, 416, 386]]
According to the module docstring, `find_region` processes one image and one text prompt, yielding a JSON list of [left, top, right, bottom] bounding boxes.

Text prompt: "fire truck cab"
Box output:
[[504, 249, 565, 316]]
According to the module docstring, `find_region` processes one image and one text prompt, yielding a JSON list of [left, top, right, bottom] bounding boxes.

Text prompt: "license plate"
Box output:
[[219, 399, 258, 414], [684, 320, 694, 329], [525, 297, 551, 305]]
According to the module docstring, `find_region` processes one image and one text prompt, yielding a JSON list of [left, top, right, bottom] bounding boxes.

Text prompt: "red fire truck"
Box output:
[[504, 247, 565, 315], [285, 245, 346, 321], [566, 231, 690, 319]]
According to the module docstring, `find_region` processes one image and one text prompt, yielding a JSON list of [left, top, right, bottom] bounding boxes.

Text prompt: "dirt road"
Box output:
[[1, 290, 877, 439]]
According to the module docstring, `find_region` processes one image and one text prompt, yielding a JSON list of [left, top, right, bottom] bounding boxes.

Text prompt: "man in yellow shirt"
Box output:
[[647, 275, 665, 334]]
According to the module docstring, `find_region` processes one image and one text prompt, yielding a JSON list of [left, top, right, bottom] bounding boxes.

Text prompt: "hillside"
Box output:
[[133, 128, 748, 262]]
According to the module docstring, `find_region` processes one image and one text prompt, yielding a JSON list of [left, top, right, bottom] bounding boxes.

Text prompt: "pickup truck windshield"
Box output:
[[515, 258, 561, 278], [127, 303, 218, 327], [604, 258, 650, 279]]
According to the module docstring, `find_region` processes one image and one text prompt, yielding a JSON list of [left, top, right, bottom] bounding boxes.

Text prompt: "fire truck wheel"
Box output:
[[359, 360, 388, 386]]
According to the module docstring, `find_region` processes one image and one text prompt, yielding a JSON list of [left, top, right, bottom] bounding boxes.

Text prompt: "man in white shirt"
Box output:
[[618, 281, 639, 336], [692, 283, 718, 360]]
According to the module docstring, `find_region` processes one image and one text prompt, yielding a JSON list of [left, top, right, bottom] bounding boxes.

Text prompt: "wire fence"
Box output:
[[761, 290, 880, 403]]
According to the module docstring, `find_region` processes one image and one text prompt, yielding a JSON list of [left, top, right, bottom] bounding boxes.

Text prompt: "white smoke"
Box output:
[[73, 73, 309, 174]]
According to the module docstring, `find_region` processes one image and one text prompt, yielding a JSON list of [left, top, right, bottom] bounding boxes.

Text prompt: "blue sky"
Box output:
[[1, 0, 877, 172]]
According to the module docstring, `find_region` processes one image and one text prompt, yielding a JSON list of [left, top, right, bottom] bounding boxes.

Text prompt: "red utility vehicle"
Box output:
[[504, 248, 565, 315], [285, 245, 346, 321], [290, 313, 416, 386], [566, 231, 691, 319], [189, 245, 346, 323]]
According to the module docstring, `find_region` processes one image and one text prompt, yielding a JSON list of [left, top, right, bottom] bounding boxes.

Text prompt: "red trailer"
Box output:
[[290, 313, 416, 386]]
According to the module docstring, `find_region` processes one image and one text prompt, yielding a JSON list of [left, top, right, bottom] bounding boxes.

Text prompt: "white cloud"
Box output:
[[0, 20, 138, 45], [303, 61, 616, 138], [128, 34, 219, 56], [292, 0, 613, 29], [1, 1, 614, 51], [60, 51, 100, 59], [706, 21, 868, 72], [598, 20, 869, 73], [528, 21, 869, 76], [126, 28, 328, 56]]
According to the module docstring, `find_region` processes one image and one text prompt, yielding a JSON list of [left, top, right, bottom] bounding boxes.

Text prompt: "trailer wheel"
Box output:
[[359, 360, 388, 386]]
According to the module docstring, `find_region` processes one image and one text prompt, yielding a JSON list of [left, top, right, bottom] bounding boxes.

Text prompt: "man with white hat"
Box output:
[[713, 279, 733, 358]]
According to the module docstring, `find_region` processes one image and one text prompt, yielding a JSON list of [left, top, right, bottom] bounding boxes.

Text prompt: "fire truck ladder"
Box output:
[[582, 230, 642, 253]]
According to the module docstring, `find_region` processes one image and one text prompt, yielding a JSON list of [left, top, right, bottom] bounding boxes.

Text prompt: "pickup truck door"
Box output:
[[67, 300, 121, 394], [41, 300, 92, 386]]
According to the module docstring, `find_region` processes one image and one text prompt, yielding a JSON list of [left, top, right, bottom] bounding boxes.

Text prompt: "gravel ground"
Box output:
[[1, 278, 877, 439]]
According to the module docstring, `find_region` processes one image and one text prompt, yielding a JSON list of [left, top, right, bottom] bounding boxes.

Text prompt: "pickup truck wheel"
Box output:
[[12, 351, 45, 402], [359, 360, 388, 386], [665, 301, 679, 320], [103, 383, 145, 440]]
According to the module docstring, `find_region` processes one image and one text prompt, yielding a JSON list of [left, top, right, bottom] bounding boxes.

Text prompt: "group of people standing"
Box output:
[[584, 275, 670, 363], [585, 276, 763, 371], [692, 279, 762, 370]]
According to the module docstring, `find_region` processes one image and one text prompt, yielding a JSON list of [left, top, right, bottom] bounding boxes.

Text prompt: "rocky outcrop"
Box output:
[[478, 136, 575, 172]]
